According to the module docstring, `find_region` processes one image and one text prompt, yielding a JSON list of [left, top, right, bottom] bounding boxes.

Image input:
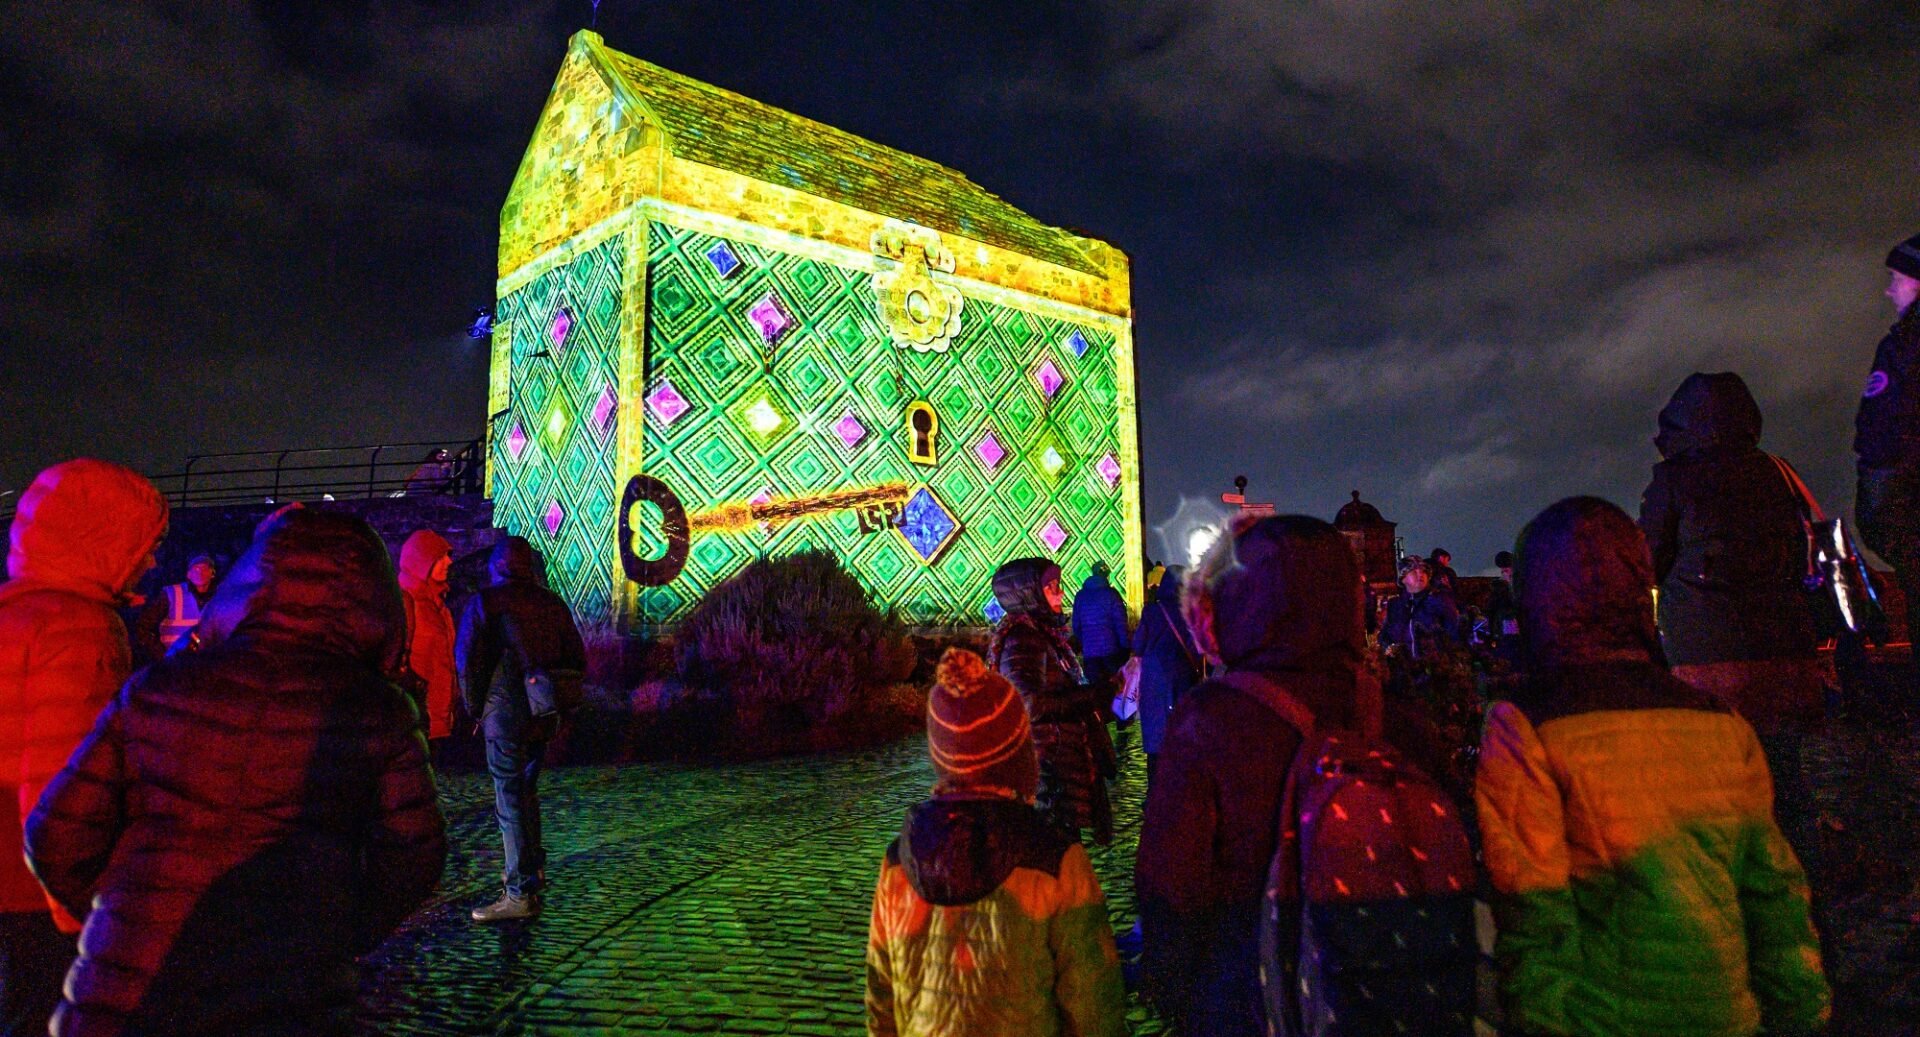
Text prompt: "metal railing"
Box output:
[[159, 438, 485, 509], [0, 438, 484, 526]]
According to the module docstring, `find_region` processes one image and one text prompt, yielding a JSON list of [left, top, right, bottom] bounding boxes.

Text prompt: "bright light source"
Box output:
[[1187, 525, 1221, 567]]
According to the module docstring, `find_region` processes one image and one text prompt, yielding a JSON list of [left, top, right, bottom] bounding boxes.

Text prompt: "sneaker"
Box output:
[[471, 892, 539, 923]]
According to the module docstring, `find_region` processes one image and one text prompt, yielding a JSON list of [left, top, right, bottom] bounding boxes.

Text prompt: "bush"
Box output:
[[675, 551, 916, 743]]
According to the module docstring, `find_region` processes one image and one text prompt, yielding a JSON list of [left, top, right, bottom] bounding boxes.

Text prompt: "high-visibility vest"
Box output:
[[159, 582, 203, 650]]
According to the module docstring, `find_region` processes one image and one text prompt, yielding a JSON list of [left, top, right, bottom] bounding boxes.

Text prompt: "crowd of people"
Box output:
[[864, 235, 1920, 1036], [4, 235, 1920, 1036], [0, 464, 584, 1035]]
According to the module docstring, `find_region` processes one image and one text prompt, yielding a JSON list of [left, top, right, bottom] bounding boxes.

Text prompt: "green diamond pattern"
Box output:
[[614, 223, 1131, 623]]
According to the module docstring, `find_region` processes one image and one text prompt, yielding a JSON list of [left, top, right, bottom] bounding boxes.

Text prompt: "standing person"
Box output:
[[24, 509, 445, 1037], [1638, 371, 1830, 931], [1426, 547, 1460, 599], [1856, 234, 1920, 665], [132, 553, 218, 663], [1476, 497, 1829, 1037], [990, 558, 1111, 846], [398, 530, 458, 747], [457, 536, 586, 922], [0, 460, 166, 1037], [1380, 556, 1460, 661], [1639, 372, 1823, 729], [404, 448, 456, 495], [1070, 561, 1130, 694], [1130, 566, 1201, 782], [1136, 516, 1385, 1037], [864, 649, 1125, 1037]]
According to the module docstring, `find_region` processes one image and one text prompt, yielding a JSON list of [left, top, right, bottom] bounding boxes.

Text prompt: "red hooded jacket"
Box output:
[[0, 460, 166, 927], [398, 530, 457, 739]]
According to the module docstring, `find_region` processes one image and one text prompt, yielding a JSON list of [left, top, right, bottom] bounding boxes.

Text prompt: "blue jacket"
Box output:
[[1072, 573, 1130, 661], [1131, 573, 1200, 755]]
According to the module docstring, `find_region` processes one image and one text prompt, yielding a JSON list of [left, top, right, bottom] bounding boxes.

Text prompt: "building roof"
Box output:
[[590, 35, 1107, 276], [1334, 490, 1390, 529]]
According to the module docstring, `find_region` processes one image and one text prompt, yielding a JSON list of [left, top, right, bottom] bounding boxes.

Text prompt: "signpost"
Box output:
[[1224, 476, 1275, 518]]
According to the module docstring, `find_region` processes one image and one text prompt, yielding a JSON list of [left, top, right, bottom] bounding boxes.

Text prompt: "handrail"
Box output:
[[0, 437, 485, 528]]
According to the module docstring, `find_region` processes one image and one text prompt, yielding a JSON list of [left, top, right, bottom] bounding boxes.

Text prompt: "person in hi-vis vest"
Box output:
[[134, 555, 218, 663]]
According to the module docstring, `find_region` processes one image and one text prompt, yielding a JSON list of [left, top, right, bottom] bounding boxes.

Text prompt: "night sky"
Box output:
[[5, 1, 1919, 571]]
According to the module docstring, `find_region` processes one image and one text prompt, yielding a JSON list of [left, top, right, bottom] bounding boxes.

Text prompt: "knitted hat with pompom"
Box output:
[[926, 648, 1039, 801]]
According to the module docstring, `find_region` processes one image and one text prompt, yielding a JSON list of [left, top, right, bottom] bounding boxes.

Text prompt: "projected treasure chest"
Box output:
[[487, 31, 1140, 630]]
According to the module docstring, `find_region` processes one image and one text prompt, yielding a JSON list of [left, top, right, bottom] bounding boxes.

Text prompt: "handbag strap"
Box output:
[[1159, 601, 1206, 675], [1768, 453, 1826, 522]]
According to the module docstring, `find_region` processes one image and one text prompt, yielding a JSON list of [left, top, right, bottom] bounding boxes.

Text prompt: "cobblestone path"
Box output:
[[358, 719, 1920, 1036], [356, 730, 1167, 1036]]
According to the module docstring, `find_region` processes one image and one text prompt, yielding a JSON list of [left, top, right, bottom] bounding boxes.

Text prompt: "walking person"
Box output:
[[25, 508, 445, 1037], [132, 553, 218, 663], [864, 649, 1125, 1037], [1477, 497, 1829, 1037], [0, 460, 167, 1037], [1129, 566, 1201, 784], [398, 530, 459, 749], [457, 537, 586, 921], [1070, 561, 1130, 694], [990, 558, 1111, 845]]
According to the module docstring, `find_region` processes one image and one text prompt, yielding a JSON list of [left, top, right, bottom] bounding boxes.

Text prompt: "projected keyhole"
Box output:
[[907, 402, 939, 466]]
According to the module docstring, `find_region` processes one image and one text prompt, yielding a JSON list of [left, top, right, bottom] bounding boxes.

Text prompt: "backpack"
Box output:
[[1222, 672, 1477, 1037]]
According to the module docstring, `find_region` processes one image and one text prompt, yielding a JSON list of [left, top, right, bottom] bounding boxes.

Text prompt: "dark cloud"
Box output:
[[2, 1, 1915, 574]]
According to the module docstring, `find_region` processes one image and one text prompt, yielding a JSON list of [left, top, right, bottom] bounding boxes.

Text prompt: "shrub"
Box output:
[[675, 551, 915, 738]]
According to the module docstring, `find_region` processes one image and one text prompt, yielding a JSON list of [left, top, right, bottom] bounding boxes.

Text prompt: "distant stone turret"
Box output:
[[1334, 490, 1397, 588]]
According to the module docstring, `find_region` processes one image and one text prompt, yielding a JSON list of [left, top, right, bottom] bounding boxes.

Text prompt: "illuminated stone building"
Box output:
[[488, 32, 1139, 629]]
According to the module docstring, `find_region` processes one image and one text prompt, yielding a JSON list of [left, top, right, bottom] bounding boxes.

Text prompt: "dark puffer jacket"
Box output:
[[1131, 570, 1200, 756], [1637, 372, 1817, 666], [24, 511, 446, 1037], [990, 559, 1110, 844], [455, 537, 586, 742], [1137, 516, 1382, 1037], [1379, 590, 1460, 660]]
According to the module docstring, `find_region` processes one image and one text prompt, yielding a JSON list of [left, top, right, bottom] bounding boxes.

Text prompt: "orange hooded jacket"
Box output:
[[398, 530, 457, 739], [0, 459, 166, 929]]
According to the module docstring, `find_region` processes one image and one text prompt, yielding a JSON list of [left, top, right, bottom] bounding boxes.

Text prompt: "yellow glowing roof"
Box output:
[[588, 34, 1105, 276]]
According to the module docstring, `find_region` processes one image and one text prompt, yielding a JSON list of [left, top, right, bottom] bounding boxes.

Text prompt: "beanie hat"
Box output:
[[1889, 234, 1920, 280], [926, 648, 1039, 801]]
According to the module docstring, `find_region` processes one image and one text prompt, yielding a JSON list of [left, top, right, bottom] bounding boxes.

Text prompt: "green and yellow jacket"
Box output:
[[865, 796, 1124, 1037], [1475, 663, 1830, 1037]]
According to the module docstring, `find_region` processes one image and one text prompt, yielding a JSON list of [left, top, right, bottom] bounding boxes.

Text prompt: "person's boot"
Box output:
[[471, 891, 539, 922]]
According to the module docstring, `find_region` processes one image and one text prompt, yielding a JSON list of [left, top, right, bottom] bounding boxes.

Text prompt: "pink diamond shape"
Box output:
[[1035, 358, 1065, 399], [543, 498, 566, 537], [747, 292, 792, 345], [551, 308, 572, 351], [646, 380, 689, 426], [833, 412, 867, 450], [1037, 517, 1069, 554], [505, 421, 529, 461], [975, 431, 1006, 472], [592, 383, 618, 435], [1096, 453, 1122, 488]]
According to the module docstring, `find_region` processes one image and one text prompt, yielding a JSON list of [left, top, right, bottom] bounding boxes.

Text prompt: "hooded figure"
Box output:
[[1136, 515, 1381, 1037], [0, 460, 167, 1034], [1070, 561, 1130, 685], [25, 509, 446, 1037], [456, 536, 585, 921], [1476, 497, 1829, 1037], [1638, 372, 1822, 730], [398, 530, 457, 740], [988, 558, 1111, 845], [865, 649, 1125, 1037], [1130, 567, 1201, 763]]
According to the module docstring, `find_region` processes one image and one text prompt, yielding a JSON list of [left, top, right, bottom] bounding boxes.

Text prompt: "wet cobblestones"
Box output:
[[357, 730, 1166, 1035], [358, 720, 1917, 1036]]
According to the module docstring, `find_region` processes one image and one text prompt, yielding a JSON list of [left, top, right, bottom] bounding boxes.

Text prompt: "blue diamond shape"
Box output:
[[1068, 329, 1090, 357], [705, 241, 742, 279], [985, 598, 1006, 624], [898, 487, 958, 563]]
